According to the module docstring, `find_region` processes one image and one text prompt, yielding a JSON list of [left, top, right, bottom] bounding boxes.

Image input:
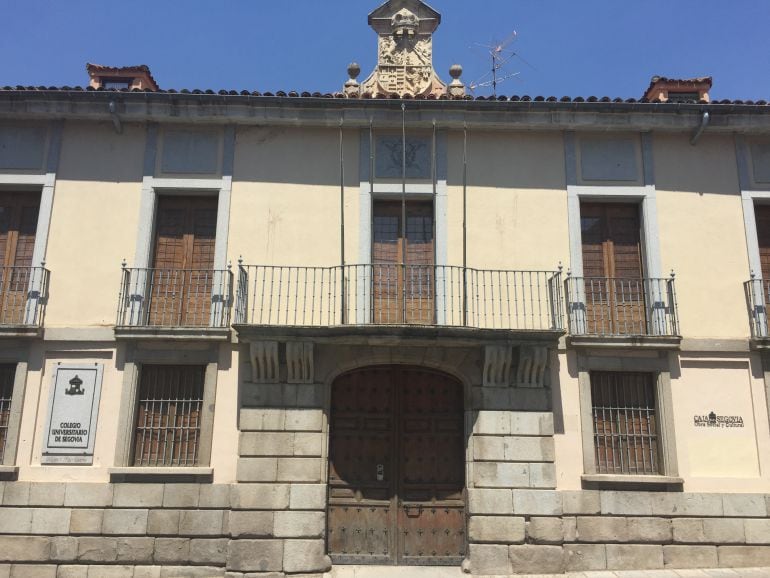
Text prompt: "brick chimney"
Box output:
[[86, 63, 159, 91], [643, 76, 712, 103]]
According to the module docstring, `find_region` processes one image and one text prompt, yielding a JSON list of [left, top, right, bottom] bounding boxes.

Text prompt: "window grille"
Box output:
[[0, 365, 16, 463], [591, 371, 660, 475], [133, 365, 205, 467]]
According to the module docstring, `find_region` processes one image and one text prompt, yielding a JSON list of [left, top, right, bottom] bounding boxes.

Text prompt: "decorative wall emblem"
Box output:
[[375, 136, 431, 179], [65, 375, 85, 396]]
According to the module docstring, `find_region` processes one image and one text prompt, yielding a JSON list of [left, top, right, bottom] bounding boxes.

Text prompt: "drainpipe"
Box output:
[[690, 111, 710, 146], [339, 117, 346, 324], [108, 101, 122, 134]]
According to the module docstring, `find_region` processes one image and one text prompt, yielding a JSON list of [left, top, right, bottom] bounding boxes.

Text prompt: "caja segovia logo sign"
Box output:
[[693, 411, 745, 428]]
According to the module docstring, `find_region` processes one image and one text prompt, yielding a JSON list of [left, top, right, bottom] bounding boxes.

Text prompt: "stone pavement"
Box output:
[[326, 567, 770, 578]]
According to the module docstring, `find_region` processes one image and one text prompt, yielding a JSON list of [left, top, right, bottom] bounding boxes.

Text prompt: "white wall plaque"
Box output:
[[42, 363, 103, 465]]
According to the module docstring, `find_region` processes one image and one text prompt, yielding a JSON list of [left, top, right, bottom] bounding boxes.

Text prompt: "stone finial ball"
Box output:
[[449, 64, 463, 79], [348, 62, 361, 80]]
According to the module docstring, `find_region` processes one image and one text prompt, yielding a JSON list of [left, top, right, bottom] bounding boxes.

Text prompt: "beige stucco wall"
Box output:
[[447, 131, 569, 270], [45, 122, 144, 328], [655, 133, 749, 339], [14, 343, 240, 483], [671, 354, 770, 492], [230, 127, 357, 268]]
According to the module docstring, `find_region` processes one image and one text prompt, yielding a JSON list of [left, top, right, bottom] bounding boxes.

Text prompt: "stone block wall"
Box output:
[[235, 379, 330, 576], [467, 489, 770, 575], [0, 480, 331, 577]]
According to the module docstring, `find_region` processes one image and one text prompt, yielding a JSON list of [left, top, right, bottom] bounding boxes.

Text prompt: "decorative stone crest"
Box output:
[[359, 0, 447, 97]]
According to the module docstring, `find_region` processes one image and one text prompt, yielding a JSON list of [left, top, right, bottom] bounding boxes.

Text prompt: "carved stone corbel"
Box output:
[[249, 341, 279, 383], [287, 342, 314, 384], [483, 345, 513, 387], [516, 345, 549, 388]]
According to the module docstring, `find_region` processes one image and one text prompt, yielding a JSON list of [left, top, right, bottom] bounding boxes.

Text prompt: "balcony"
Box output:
[[233, 264, 564, 342], [744, 276, 770, 343], [0, 266, 49, 336], [116, 266, 233, 339], [565, 275, 680, 347]]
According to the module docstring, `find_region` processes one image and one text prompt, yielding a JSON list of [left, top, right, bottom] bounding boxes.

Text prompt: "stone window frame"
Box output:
[[565, 131, 663, 281], [737, 135, 770, 282], [576, 351, 681, 486], [0, 349, 31, 478], [132, 124, 235, 274], [0, 122, 63, 325], [112, 343, 218, 482], [357, 127, 449, 324]]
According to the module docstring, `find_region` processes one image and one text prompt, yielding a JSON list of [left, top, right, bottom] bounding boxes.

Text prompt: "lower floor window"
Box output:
[[0, 364, 15, 463], [133, 365, 205, 467], [591, 371, 660, 475]]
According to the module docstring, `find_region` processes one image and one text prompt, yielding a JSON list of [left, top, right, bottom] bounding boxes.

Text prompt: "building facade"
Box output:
[[0, 1, 769, 576]]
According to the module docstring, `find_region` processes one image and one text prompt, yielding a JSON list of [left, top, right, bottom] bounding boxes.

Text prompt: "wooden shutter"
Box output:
[[580, 203, 645, 334], [372, 201, 434, 324], [149, 196, 217, 326], [0, 193, 40, 324]]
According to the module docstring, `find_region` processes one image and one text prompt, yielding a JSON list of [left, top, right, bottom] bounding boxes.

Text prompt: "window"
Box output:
[[148, 196, 217, 326], [580, 202, 646, 335], [0, 365, 14, 463], [0, 192, 41, 325], [590, 371, 659, 475], [372, 200, 434, 324], [102, 78, 132, 90], [132, 365, 205, 467]]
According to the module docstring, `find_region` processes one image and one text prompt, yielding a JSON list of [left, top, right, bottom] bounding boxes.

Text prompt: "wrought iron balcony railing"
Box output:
[[565, 275, 679, 337], [117, 266, 233, 329], [744, 276, 770, 339], [0, 266, 49, 328], [234, 264, 564, 331]]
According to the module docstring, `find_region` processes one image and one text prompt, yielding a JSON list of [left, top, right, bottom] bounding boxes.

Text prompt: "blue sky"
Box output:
[[2, 0, 769, 100]]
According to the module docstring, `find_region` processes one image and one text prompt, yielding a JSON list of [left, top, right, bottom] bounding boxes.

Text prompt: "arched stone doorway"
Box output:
[[327, 365, 466, 566]]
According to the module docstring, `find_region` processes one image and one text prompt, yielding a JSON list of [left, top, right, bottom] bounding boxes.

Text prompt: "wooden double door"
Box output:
[[580, 203, 646, 334], [148, 196, 217, 326], [327, 366, 466, 566], [372, 201, 435, 324], [0, 192, 40, 324]]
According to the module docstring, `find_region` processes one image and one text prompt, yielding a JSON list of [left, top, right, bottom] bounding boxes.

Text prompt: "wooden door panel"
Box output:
[[327, 366, 465, 566], [372, 202, 434, 324], [581, 203, 644, 334], [0, 193, 40, 324], [149, 197, 217, 326]]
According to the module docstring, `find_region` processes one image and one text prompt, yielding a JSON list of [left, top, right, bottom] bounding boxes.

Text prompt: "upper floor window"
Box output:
[[101, 78, 132, 90], [147, 196, 218, 327], [580, 202, 646, 335]]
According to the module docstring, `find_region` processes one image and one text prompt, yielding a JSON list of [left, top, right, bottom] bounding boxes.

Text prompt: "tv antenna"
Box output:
[[469, 30, 523, 97]]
